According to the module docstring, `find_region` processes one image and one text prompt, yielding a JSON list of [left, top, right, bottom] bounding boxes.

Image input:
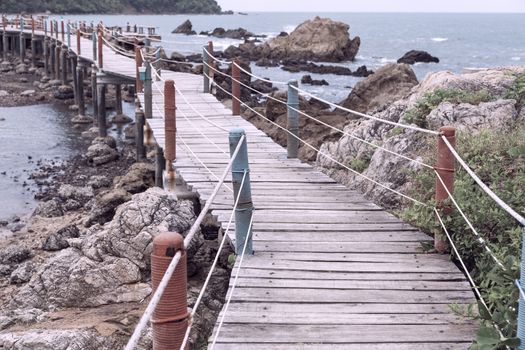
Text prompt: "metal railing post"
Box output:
[[232, 59, 241, 116], [287, 80, 299, 158], [164, 79, 176, 183], [91, 64, 98, 126], [77, 25, 81, 55], [97, 31, 103, 68], [96, 79, 107, 137], [229, 128, 254, 255], [92, 31, 97, 61], [135, 107, 146, 162], [143, 60, 152, 119], [151, 232, 189, 349], [61, 20, 64, 43], [19, 17, 25, 60], [434, 126, 456, 253], [203, 45, 209, 93], [135, 47, 143, 93], [155, 47, 162, 81], [518, 225, 525, 350], [67, 21, 71, 48]]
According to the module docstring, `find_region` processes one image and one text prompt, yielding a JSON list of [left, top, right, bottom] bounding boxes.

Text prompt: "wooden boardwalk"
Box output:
[[2, 24, 477, 349]]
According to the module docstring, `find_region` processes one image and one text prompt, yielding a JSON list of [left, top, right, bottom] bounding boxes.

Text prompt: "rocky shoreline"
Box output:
[[0, 55, 231, 349]]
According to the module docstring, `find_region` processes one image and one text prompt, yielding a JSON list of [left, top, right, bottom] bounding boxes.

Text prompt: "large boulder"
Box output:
[[341, 63, 419, 114], [397, 50, 439, 65], [172, 19, 196, 35], [261, 16, 360, 62]]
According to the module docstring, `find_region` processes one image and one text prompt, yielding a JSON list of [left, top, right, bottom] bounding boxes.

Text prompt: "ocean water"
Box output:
[[52, 12, 525, 102]]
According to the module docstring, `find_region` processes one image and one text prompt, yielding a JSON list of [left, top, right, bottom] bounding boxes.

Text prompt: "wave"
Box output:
[[511, 56, 521, 61], [283, 24, 297, 34], [379, 57, 396, 64], [431, 37, 448, 42]]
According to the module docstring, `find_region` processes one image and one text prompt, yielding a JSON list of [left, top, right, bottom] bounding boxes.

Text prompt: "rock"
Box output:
[[255, 58, 279, 67], [278, 31, 289, 37], [261, 16, 360, 62], [14, 188, 195, 309], [10, 261, 35, 284], [111, 114, 133, 124], [42, 225, 80, 251], [15, 63, 28, 74], [88, 175, 111, 189], [301, 75, 329, 86], [86, 189, 132, 226], [0, 61, 12, 72], [71, 114, 93, 124], [19, 77, 28, 83], [353, 65, 375, 77], [124, 123, 136, 139], [58, 185, 94, 204], [206, 27, 254, 40], [250, 79, 276, 94], [341, 63, 418, 114], [53, 85, 74, 100], [48, 79, 62, 87], [172, 19, 196, 35], [397, 50, 439, 65], [0, 245, 32, 265], [20, 89, 36, 97], [63, 199, 82, 211], [0, 90, 8, 97], [34, 199, 64, 218], [86, 141, 119, 166], [0, 329, 117, 349], [114, 163, 155, 194], [170, 51, 186, 62], [6, 221, 25, 232]]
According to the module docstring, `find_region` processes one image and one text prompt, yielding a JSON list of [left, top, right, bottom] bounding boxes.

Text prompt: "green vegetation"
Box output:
[[349, 156, 371, 173], [403, 88, 495, 128], [401, 126, 525, 349], [0, 0, 221, 14], [505, 71, 525, 108]]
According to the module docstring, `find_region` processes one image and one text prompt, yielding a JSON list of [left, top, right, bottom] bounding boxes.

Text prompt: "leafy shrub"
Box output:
[[403, 89, 495, 128], [349, 156, 371, 173], [505, 71, 525, 107], [401, 126, 525, 349]]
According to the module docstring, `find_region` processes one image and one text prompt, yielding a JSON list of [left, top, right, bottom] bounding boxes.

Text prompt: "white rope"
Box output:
[[204, 61, 435, 171], [203, 47, 232, 66], [290, 85, 440, 136], [124, 134, 245, 350], [210, 74, 427, 207], [434, 170, 506, 269], [515, 280, 525, 301], [441, 135, 525, 226], [232, 59, 288, 85], [209, 210, 255, 349], [180, 169, 248, 349], [101, 36, 135, 58]]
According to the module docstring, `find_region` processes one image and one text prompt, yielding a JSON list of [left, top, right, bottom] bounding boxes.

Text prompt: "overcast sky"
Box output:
[[216, 0, 525, 13]]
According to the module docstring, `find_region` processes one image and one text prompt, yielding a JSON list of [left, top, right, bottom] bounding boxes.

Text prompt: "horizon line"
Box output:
[[223, 10, 525, 14]]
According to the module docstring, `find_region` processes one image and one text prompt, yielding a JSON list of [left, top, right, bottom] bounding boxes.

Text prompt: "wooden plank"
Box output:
[[212, 343, 471, 350]]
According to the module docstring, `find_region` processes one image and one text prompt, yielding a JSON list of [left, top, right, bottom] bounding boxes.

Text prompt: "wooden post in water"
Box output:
[[287, 80, 299, 159], [55, 44, 61, 80], [43, 37, 49, 76], [135, 107, 146, 162], [76, 26, 81, 55], [164, 79, 176, 184], [434, 126, 456, 253], [232, 58, 241, 116], [229, 128, 254, 255], [61, 20, 64, 43], [76, 64, 86, 117], [96, 78, 107, 137], [50, 40, 56, 78], [71, 54, 79, 105], [19, 18, 25, 60], [91, 65, 98, 126], [30, 18, 36, 67], [2, 18, 8, 61], [61, 44, 68, 84], [97, 32, 103, 68], [155, 145, 165, 188], [115, 84, 123, 116]]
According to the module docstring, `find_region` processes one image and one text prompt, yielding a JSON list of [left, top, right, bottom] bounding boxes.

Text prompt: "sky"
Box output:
[[216, 0, 525, 13]]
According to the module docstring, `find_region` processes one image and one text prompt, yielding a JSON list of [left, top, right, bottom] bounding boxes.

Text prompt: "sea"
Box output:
[[1, 12, 524, 220]]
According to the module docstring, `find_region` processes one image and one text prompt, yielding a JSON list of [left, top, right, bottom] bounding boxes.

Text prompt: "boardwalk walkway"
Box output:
[[2, 23, 477, 349]]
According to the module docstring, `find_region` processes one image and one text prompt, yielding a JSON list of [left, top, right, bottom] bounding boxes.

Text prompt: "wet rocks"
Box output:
[[10, 261, 35, 284], [113, 163, 155, 194], [203, 27, 256, 40], [172, 19, 196, 35], [1, 245, 32, 265], [34, 199, 64, 218], [58, 185, 94, 204], [86, 137, 119, 166], [111, 114, 133, 124], [53, 85, 74, 100], [282, 60, 374, 77], [42, 225, 80, 251], [20, 89, 36, 97], [88, 175, 112, 189], [340, 63, 419, 114], [71, 114, 93, 124], [0, 329, 118, 350], [397, 50, 439, 65], [301, 75, 329, 86], [85, 188, 132, 226]]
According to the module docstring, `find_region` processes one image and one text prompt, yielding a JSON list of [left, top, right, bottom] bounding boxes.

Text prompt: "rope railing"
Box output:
[[124, 133, 246, 350]]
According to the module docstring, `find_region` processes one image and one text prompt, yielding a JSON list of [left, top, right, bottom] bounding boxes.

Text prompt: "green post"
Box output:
[[92, 31, 96, 61], [287, 80, 299, 158], [229, 128, 254, 255], [203, 46, 209, 93], [143, 60, 152, 120]]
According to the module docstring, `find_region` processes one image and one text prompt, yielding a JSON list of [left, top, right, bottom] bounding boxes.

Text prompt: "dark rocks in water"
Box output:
[[42, 225, 80, 251], [185, 53, 203, 63], [213, 59, 253, 102], [255, 58, 279, 67], [170, 51, 186, 62], [53, 85, 74, 100], [34, 198, 64, 218], [281, 60, 373, 77], [397, 50, 439, 65], [301, 75, 329, 86], [223, 42, 263, 61], [172, 19, 196, 35], [251, 79, 277, 94], [277, 31, 289, 37], [203, 27, 263, 40], [340, 63, 418, 114], [353, 65, 375, 77]]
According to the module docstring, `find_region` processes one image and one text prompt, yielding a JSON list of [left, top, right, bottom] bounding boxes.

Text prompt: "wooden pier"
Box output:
[[0, 19, 477, 349]]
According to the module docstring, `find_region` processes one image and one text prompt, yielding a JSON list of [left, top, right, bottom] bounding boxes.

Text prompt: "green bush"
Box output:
[[505, 71, 525, 108], [349, 156, 371, 173], [403, 89, 495, 128], [401, 126, 525, 348]]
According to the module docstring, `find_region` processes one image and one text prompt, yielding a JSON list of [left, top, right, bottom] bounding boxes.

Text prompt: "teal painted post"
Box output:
[[229, 128, 254, 255], [518, 225, 525, 350], [92, 31, 96, 61], [67, 22, 71, 48], [203, 46, 209, 93], [155, 47, 161, 81], [143, 61, 152, 120], [287, 80, 299, 158]]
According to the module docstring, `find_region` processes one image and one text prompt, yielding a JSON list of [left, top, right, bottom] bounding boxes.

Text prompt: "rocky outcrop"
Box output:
[[260, 17, 360, 62], [301, 75, 329, 86], [317, 67, 525, 207], [341, 63, 419, 114], [172, 19, 196, 35], [202, 27, 259, 40], [86, 137, 119, 166], [397, 50, 439, 65], [282, 60, 373, 77]]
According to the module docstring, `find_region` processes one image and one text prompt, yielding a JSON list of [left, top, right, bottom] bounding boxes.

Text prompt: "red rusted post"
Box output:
[[135, 46, 143, 92], [151, 232, 189, 350], [434, 126, 456, 253], [164, 80, 176, 183], [76, 27, 81, 55], [61, 20, 64, 42], [97, 32, 103, 68], [232, 58, 241, 116]]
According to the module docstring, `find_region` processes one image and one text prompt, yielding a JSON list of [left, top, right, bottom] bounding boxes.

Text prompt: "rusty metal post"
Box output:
[[135, 47, 143, 93], [164, 80, 176, 183], [143, 61, 152, 119], [97, 32, 103, 68], [151, 232, 189, 350], [229, 128, 254, 255], [434, 126, 456, 253], [135, 108, 146, 161], [232, 59, 241, 116]]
